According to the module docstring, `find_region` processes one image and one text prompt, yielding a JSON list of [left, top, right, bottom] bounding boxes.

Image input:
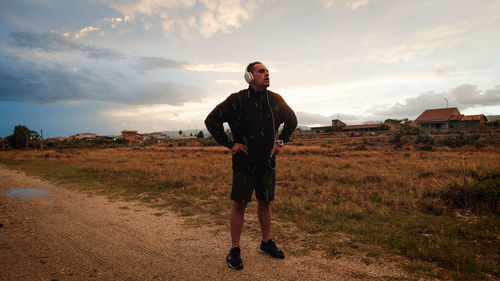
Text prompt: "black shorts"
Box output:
[[231, 169, 276, 204]]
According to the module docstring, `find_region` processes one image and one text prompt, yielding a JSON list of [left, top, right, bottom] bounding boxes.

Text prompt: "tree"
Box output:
[[196, 130, 204, 139], [377, 124, 390, 131], [6, 125, 40, 149], [178, 130, 183, 136]]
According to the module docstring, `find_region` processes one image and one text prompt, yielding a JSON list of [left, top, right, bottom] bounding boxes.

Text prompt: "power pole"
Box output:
[[40, 129, 44, 150]]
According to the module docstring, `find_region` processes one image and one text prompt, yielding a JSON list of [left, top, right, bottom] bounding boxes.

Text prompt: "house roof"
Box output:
[[449, 114, 464, 121], [459, 114, 487, 121], [415, 107, 461, 122]]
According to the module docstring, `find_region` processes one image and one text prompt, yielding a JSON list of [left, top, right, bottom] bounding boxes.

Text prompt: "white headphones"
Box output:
[[244, 68, 253, 84]]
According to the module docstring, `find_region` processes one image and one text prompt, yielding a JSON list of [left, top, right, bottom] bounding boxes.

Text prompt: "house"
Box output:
[[450, 114, 488, 130], [46, 137, 67, 142], [342, 124, 382, 132], [311, 119, 346, 133], [415, 108, 487, 130], [415, 107, 461, 129], [121, 130, 141, 142]]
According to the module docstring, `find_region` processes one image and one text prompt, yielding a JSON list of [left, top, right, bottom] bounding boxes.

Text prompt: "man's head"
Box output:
[[246, 61, 269, 91]]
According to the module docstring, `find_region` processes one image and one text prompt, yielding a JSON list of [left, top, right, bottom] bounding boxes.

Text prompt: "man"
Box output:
[[205, 61, 297, 270]]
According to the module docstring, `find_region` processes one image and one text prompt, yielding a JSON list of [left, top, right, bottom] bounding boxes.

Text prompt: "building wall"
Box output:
[[450, 121, 481, 130], [418, 122, 449, 130], [122, 134, 138, 142]]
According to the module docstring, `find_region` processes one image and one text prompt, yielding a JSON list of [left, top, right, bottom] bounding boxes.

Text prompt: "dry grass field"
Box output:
[[1, 139, 499, 280]]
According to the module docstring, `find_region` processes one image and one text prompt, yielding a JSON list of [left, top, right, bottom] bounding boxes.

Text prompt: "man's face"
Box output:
[[251, 63, 270, 89]]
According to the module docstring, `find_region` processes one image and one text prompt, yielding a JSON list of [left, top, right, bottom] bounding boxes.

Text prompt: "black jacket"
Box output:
[[205, 87, 297, 174]]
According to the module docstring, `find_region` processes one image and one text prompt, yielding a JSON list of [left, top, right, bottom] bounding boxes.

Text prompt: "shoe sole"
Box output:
[[258, 248, 285, 259], [226, 260, 243, 270]]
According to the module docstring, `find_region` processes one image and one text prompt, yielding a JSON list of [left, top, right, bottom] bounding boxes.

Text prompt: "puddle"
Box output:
[[5, 188, 51, 199]]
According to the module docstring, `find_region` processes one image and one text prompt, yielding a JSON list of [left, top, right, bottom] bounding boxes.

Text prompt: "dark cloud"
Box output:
[[10, 32, 124, 60], [452, 84, 500, 106], [134, 57, 189, 72], [373, 91, 446, 118], [0, 56, 205, 105], [372, 84, 500, 118]]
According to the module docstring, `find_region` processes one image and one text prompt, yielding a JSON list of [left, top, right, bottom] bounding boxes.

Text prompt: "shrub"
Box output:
[[442, 169, 500, 214], [199, 136, 219, 146], [441, 132, 480, 148], [392, 124, 422, 144], [415, 132, 434, 150]]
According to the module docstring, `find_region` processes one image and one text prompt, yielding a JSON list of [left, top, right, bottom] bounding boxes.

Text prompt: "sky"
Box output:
[[1, 0, 499, 138]]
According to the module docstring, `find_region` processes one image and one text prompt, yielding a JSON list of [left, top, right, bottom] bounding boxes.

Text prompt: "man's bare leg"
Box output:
[[230, 201, 246, 247], [257, 200, 271, 242]]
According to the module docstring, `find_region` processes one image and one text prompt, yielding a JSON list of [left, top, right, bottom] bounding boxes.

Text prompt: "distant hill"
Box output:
[[486, 115, 500, 121], [160, 129, 208, 137]]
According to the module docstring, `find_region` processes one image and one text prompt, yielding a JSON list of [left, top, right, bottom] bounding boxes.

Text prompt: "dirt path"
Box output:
[[0, 164, 409, 280]]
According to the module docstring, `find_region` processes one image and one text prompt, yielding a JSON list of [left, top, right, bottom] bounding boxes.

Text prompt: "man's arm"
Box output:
[[270, 94, 297, 157], [204, 95, 235, 149], [276, 95, 298, 143]]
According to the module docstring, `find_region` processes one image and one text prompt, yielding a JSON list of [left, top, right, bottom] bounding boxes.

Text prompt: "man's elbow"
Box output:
[[204, 116, 213, 129]]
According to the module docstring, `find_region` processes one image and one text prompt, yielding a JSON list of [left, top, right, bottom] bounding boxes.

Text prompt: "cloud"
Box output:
[[134, 57, 188, 71], [322, 0, 370, 10], [296, 111, 377, 126], [345, 0, 370, 10], [452, 84, 500, 106], [102, 16, 132, 28], [434, 63, 456, 76], [134, 57, 244, 73], [367, 22, 470, 63], [74, 26, 100, 39], [10, 32, 124, 60], [109, 0, 196, 18], [0, 56, 205, 105], [108, 0, 270, 38], [322, 0, 336, 8], [183, 62, 243, 72], [372, 84, 500, 118]]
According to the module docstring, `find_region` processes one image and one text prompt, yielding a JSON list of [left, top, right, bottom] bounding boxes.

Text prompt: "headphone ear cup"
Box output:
[[244, 71, 254, 84]]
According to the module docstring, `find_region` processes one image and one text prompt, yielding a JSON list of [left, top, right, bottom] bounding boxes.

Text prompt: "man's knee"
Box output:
[[232, 200, 247, 213], [257, 200, 270, 209]]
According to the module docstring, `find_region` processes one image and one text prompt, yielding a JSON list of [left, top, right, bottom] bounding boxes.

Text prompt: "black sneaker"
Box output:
[[226, 246, 243, 270], [259, 239, 285, 259]]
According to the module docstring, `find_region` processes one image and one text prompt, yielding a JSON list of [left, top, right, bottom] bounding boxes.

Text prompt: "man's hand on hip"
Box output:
[[270, 142, 282, 157], [231, 143, 249, 155]]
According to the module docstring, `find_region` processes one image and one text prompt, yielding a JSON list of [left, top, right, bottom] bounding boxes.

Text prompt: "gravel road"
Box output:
[[0, 164, 408, 280]]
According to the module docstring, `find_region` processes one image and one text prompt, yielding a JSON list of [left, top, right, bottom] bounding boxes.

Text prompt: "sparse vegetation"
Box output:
[[0, 140, 499, 280]]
